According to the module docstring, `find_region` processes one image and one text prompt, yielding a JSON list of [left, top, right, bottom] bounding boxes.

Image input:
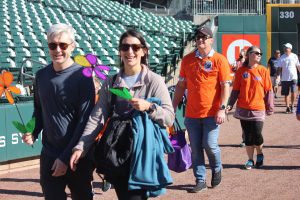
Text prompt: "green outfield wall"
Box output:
[[0, 99, 185, 163], [266, 4, 300, 59], [0, 102, 42, 163], [216, 15, 267, 66]]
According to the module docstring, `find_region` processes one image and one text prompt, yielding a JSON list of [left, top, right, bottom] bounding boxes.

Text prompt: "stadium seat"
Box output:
[[0, 0, 194, 78]]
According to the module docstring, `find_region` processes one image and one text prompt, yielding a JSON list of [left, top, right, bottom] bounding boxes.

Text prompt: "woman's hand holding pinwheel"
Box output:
[[130, 98, 152, 112]]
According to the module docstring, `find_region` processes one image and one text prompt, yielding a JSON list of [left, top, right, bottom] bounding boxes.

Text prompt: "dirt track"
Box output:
[[0, 95, 299, 200]]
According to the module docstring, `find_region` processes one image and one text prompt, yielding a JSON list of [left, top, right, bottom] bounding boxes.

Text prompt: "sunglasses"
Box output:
[[251, 51, 263, 56], [196, 35, 210, 41], [119, 44, 144, 52], [48, 42, 73, 50]]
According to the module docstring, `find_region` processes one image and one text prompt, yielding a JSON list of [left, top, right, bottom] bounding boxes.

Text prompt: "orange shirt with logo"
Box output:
[[233, 65, 272, 110], [179, 50, 231, 118]]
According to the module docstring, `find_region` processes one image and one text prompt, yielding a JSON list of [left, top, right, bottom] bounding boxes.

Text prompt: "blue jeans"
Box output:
[[184, 117, 222, 182]]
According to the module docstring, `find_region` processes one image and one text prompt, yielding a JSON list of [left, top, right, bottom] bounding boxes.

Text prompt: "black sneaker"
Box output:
[[256, 154, 264, 168], [290, 106, 294, 113], [188, 181, 207, 193], [286, 107, 291, 114], [211, 170, 222, 188]]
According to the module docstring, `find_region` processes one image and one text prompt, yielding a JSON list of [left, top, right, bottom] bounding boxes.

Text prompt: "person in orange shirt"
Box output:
[[172, 26, 231, 193], [227, 46, 274, 170], [232, 49, 247, 147]]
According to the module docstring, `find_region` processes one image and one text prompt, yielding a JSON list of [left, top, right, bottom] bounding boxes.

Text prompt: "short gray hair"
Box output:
[[47, 23, 75, 42]]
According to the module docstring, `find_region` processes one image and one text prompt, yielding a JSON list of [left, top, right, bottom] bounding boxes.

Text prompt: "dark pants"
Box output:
[[240, 120, 264, 146], [112, 177, 148, 200], [40, 152, 94, 200]]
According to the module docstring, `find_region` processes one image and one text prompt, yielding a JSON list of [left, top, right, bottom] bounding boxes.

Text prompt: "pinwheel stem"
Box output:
[[14, 103, 25, 126], [15, 103, 33, 148]]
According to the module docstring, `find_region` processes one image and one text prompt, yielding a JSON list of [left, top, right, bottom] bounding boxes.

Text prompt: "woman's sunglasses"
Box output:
[[251, 51, 263, 56], [119, 44, 144, 52], [48, 42, 73, 50]]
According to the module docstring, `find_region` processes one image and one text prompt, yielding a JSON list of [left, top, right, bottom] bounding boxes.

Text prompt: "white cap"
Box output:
[[283, 43, 292, 50]]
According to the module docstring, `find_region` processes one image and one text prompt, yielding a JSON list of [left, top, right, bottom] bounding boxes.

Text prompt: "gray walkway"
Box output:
[[0, 95, 300, 200]]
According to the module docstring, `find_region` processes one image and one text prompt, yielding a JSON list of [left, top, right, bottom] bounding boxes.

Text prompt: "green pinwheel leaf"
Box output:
[[122, 88, 132, 99], [12, 121, 27, 134], [25, 117, 35, 133], [110, 88, 132, 100]]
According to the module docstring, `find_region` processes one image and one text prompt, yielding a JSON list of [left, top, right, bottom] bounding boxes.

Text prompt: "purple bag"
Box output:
[[168, 119, 192, 173]]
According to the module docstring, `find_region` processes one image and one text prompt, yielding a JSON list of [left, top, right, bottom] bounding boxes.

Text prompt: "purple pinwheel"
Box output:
[[74, 54, 111, 80]]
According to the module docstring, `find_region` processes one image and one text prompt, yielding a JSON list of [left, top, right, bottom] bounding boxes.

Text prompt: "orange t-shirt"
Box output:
[[233, 65, 272, 110], [179, 50, 231, 118]]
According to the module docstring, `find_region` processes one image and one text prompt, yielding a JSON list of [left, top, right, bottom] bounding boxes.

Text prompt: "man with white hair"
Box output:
[[277, 43, 300, 113], [22, 23, 95, 199]]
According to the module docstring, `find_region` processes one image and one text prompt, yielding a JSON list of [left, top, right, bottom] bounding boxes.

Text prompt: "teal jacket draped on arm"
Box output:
[[128, 98, 174, 197]]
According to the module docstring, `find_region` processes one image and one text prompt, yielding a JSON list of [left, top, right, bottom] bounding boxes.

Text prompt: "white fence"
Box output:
[[193, 0, 300, 15], [268, 0, 300, 3]]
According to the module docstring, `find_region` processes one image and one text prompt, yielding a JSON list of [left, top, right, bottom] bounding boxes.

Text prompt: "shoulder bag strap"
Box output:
[[109, 74, 118, 117], [174, 117, 184, 133], [95, 74, 118, 142]]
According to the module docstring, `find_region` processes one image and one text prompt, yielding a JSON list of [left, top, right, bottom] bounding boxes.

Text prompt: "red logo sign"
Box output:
[[222, 34, 260, 64]]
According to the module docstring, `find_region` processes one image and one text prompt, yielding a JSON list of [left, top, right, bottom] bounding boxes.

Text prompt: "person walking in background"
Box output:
[[297, 53, 300, 93], [227, 46, 274, 170], [70, 29, 175, 200], [268, 49, 281, 98], [276, 43, 300, 113], [297, 94, 300, 121], [22, 23, 95, 199], [172, 26, 231, 192], [230, 49, 246, 86], [296, 54, 300, 121], [233, 49, 246, 72], [230, 49, 247, 147]]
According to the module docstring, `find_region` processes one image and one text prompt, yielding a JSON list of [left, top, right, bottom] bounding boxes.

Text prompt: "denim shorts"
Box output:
[[281, 80, 297, 96]]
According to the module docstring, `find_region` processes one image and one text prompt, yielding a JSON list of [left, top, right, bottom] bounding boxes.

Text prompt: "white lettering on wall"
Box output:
[[0, 136, 5, 147], [280, 11, 295, 19], [12, 133, 19, 144]]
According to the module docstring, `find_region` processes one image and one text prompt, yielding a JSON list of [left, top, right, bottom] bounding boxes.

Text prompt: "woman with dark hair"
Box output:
[[118, 29, 149, 69], [227, 46, 274, 170], [70, 29, 175, 199]]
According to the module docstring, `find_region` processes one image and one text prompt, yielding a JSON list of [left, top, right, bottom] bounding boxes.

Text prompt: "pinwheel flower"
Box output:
[[74, 54, 111, 80], [0, 71, 21, 104], [0, 71, 35, 141]]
